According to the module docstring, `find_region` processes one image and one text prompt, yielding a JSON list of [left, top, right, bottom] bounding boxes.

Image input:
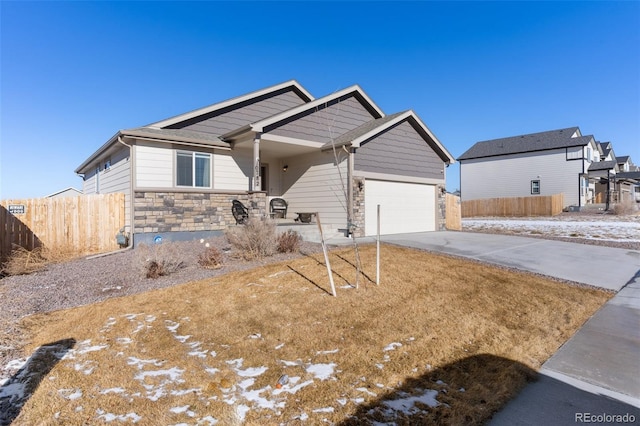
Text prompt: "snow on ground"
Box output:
[[0, 313, 441, 424], [463, 215, 640, 243]]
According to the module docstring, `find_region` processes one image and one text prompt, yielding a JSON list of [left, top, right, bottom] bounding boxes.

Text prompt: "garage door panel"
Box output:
[[364, 180, 435, 235]]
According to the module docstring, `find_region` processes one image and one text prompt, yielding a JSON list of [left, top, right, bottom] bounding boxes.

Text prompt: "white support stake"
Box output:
[[376, 204, 380, 285], [316, 212, 337, 297]]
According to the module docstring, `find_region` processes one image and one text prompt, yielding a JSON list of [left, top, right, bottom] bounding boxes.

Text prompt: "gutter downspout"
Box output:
[[347, 147, 354, 235], [117, 135, 135, 249]]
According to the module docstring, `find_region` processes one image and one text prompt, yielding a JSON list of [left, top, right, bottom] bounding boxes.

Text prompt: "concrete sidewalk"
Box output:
[[379, 232, 640, 422]]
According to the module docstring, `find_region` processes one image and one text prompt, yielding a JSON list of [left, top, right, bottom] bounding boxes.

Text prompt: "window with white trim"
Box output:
[[531, 180, 540, 195], [177, 151, 211, 188]]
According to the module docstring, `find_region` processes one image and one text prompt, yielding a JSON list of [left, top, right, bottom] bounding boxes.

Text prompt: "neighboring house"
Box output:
[[46, 187, 83, 198], [458, 127, 638, 209], [458, 127, 599, 208], [75, 80, 455, 245]]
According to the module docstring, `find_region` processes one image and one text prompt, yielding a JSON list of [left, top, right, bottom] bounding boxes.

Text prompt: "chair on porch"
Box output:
[[269, 198, 288, 219], [232, 200, 249, 225]]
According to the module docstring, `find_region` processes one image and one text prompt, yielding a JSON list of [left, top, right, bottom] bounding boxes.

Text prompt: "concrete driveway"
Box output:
[[380, 231, 640, 419], [380, 231, 640, 291]]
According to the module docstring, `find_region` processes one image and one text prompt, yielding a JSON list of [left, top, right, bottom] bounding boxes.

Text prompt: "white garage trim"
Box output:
[[364, 180, 436, 236]]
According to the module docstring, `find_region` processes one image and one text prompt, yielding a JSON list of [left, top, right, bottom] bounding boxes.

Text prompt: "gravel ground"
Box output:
[[0, 237, 324, 384]]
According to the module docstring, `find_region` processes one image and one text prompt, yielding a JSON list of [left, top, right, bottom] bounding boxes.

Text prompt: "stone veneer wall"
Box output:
[[437, 184, 446, 231], [133, 191, 266, 234], [352, 177, 366, 237]]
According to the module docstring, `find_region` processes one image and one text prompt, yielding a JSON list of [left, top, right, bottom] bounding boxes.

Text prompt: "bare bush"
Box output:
[[225, 218, 277, 260], [613, 199, 638, 216], [198, 246, 224, 269], [277, 230, 302, 253], [2, 246, 49, 276], [133, 243, 186, 279], [1, 244, 82, 276]]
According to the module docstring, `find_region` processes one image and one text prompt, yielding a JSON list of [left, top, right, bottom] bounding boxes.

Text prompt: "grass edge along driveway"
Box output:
[[13, 244, 610, 425]]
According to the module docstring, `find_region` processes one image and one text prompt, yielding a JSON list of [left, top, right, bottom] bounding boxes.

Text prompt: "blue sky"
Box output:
[[1, 1, 638, 199]]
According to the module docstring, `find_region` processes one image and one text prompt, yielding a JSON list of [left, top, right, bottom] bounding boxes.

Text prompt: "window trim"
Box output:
[[531, 179, 540, 195], [176, 150, 212, 189]]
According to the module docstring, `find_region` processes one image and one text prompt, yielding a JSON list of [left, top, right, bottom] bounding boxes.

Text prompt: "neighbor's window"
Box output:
[[177, 151, 211, 188], [531, 180, 540, 195], [104, 159, 111, 171]]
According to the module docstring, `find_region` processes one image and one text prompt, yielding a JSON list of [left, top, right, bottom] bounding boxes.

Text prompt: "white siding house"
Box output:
[[458, 127, 602, 209], [75, 80, 455, 244]]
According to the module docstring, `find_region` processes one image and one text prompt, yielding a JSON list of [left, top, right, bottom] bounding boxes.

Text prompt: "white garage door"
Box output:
[[364, 180, 436, 235]]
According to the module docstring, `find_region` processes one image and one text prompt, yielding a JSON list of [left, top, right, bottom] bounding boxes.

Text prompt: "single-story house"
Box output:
[[75, 80, 455, 245], [458, 127, 638, 209], [46, 187, 83, 198]]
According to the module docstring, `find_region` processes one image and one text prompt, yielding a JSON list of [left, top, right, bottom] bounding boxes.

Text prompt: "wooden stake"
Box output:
[[376, 204, 380, 285], [316, 212, 337, 297]]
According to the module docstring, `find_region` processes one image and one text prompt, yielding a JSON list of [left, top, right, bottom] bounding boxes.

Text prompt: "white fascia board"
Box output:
[[354, 171, 445, 185], [262, 133, 325, 149], [349, 110, 455, 165], [405, 110, 456, 164], [148, 80, 314, 128], [122, 129, 230, 149], [250, 85, 385, 133], [349, 111, 413, 148]]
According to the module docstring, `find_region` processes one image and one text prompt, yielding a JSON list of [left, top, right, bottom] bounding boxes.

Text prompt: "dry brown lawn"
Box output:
[[13, 244, 610, 425]]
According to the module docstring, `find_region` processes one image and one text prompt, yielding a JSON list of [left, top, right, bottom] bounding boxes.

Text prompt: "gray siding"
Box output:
[[101, 147, 131, 227], [460, 148, 584, 207], [268, 95, 376, 143], [354, 120, 444, 179], [83, 169, 97, 194], [170, 90, 306, 136], [281, 151, 347, 231]]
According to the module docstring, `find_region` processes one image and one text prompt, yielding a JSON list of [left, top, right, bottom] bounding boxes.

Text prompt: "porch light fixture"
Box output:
[[282, 165, 288, 172]]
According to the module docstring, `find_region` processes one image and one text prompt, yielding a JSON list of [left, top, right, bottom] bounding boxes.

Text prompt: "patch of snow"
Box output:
[[174, 335, 191, 343], [382, 389, 440, 415], [134, 366, 184, 382], [169, 405, 195, 417], [127, 357, 165, 369], [0, 382, 25, 400], [58, 388, 82, 400], [96, 409, 142, 423], [275, 343, 285, 350], [101, 387, 125, 394], [356, 387, 377, 397], [312, 407, 335, 413], [315, 349, 339, 355], [383, 342, 402, 352], [337, 397, 348, 406], [4, 358, 27, 371], [280, 359, 301, 367], [116, 337, 132, 345], [305, 363, 336, 381]]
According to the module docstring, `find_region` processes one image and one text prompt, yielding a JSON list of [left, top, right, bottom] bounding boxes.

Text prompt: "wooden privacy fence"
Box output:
[[1, 193, 125, 263], [445, 193, 462, 230], [462, 193, 564, 217]]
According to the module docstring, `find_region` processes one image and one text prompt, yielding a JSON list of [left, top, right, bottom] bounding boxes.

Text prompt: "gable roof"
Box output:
[[220, 85, 384, 140], [457, 127, 594, 160], [588, 160, 617, 172], [148, 80, 314, 129], [324, 110, 455, 164], [617, 155, 630, 164]]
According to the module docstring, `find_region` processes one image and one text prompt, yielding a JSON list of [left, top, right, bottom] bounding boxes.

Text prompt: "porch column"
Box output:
[[252, 133, 261, 191]]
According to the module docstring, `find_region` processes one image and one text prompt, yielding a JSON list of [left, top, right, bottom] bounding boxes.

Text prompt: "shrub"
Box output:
[[2, 246, 48, 276], [198, 246, 224, 269], [2, 244, 85, 277], [277, 230, 302, 253], [134, 243, 185, 279], [613, 199, 637, 216], [225, 218, 277, 260]]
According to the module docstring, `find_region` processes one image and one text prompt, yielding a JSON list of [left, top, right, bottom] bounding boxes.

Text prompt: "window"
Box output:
[[104, 159, 111, 171], [177, 151, 211, 188], [531, 180, 540, 195], [586, 147, 592, 161]]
